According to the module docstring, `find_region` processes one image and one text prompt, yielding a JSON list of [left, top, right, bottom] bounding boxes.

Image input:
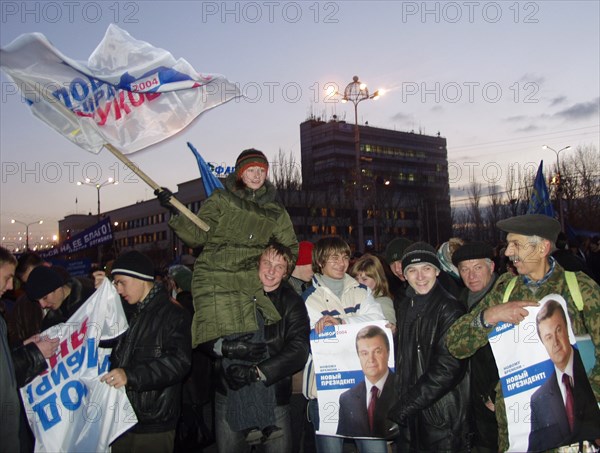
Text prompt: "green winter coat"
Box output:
[[169, 174, 298, 347]]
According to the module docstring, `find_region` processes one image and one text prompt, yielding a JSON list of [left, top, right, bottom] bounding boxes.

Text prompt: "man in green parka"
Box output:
[[158, 149, 298, 347]]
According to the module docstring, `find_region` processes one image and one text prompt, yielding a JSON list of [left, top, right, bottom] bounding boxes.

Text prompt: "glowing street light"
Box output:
[[10, 218, 43, 250], [77, 177, 118, 219], [338, 75, 383, 252]]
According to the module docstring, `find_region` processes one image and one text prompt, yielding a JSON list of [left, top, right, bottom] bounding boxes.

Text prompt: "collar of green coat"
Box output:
[[224, 172, 278, 205]]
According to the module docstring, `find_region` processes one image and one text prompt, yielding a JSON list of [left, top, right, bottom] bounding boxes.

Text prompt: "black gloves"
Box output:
[[222, 334, 267, 361], [154, 187, 178, 215], [224, 364, 260, 390]]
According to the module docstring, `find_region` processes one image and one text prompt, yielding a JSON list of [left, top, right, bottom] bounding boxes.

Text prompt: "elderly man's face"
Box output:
[[357, 335, 389, 384], [538, 310, 571, 371], [505, 233, 546, 278], [458, 259, 494, 293]]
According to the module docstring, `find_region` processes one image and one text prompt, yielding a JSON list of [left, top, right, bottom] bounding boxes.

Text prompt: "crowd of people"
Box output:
[[1, 148, 600, 453]]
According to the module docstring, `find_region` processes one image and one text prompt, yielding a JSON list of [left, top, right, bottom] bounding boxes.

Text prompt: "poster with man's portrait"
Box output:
[[488, 294, 600, 452], [310, 320, 395, 439]]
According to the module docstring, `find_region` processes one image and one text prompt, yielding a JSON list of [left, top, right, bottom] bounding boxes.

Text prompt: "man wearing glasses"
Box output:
[[447, 214, 600, 452]]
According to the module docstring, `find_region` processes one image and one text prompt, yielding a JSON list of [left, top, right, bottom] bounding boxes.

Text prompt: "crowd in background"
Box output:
[[1, 149, 599, 453]]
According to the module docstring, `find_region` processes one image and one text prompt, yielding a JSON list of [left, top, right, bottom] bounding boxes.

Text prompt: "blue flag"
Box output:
[[187, 142, 224, 197], [527, 161, 555, 217]]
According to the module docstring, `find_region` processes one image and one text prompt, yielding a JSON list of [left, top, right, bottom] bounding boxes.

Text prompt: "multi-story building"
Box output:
[[298, 116, 451, 249]]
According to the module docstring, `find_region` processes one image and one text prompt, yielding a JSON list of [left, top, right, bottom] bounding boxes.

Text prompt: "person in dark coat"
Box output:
[[452, 241, 500, 453], [101, 251, 191, 453], [26, 266, 94, 331], [208, 241, 310, 452], [388, 242, 470, 452]]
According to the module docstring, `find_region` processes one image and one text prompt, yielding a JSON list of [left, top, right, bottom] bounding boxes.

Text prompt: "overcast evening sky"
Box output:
[[1, 1, 599, 246]]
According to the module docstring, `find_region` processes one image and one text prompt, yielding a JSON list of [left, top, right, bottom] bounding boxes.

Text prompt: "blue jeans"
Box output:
[[307, 399, 388, 453], [215, 392, 291, 453]]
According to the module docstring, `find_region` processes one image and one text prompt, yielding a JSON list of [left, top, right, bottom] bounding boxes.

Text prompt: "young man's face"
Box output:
[[357, 335, 390, 384], [38, 287, 65, 310], [0, 263, 16, 298], [538, 309, 572, 371], [321, 253, 349, 280], [113, 275, 150, 305], [404, 263, 439, 295], [259, 249, 287, 292], [389, 261, 405, 281]]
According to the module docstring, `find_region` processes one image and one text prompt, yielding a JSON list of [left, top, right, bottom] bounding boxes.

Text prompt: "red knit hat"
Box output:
[[296, 241, 314, 266], [235, 149, 269, 178]]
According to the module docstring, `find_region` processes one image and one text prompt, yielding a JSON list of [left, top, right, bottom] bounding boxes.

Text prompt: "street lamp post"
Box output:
[[11, 219, 43, 250], [341, 76, 380, 252], [542, 145, 571, 232], [77, 177, 118, 220]]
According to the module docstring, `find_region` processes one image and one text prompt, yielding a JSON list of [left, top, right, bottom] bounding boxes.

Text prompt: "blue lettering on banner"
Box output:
[[310, 325, 337, 341], [316, 370, 364, 391], [488, 321, 515, 339], [40, 218, 113, 258], [32, 393, 61, 430], [23, 334, 109, 432], [501, 360, 554, 398]]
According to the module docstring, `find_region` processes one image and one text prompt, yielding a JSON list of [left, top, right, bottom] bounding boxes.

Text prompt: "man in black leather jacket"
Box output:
[[101, 251, 191, 453], [388, 242, 470, 452], [209, 241, 310, 452]]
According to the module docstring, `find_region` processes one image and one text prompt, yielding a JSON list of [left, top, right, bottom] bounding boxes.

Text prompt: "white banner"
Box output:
[[488, 294, 600, 452], [0, 24, 241, 154], [310, 320, 395, 439], [20, 279, 136, 452]]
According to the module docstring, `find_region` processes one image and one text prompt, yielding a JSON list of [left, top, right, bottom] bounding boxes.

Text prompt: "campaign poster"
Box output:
[[488, 294, 600, 452], [310, 320, 395, 439]]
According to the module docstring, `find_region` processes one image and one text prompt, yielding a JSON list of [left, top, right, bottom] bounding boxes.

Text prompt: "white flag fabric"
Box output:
[[0, 24, 241, 154], [20, 279, 136, 452]]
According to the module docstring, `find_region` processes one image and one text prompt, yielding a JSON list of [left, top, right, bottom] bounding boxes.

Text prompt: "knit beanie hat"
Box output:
[[168, 265, 192, 292], [452, 241, 494, 266], [401, 242, 441, 274], [111, 251, 154, 282], [26, 266, 64, 300], [296, 241, 314, 266], [235, 149, 269, 178], [385, 237, 413, 264]]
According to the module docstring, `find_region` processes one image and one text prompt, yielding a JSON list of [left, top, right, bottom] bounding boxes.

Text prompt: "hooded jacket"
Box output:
[[169, 173, 298, 346]]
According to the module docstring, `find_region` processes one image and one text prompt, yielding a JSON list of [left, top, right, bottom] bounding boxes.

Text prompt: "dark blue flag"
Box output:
[[527, 160, 555, 217], [187, 142, 224, 197]]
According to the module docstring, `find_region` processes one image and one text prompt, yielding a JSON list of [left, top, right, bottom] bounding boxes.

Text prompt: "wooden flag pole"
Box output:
[[104, 143, 210, 232]]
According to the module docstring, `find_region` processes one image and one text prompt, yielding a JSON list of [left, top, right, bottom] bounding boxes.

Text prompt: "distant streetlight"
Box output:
[[339, 76, 382, 252], [10, 218, 43, 250], [77, 177, 118, 220], [542, 144, 571, 232]]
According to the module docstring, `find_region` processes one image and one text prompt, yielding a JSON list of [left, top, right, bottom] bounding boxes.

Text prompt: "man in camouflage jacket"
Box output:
[[446, 214, 600, 452]]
